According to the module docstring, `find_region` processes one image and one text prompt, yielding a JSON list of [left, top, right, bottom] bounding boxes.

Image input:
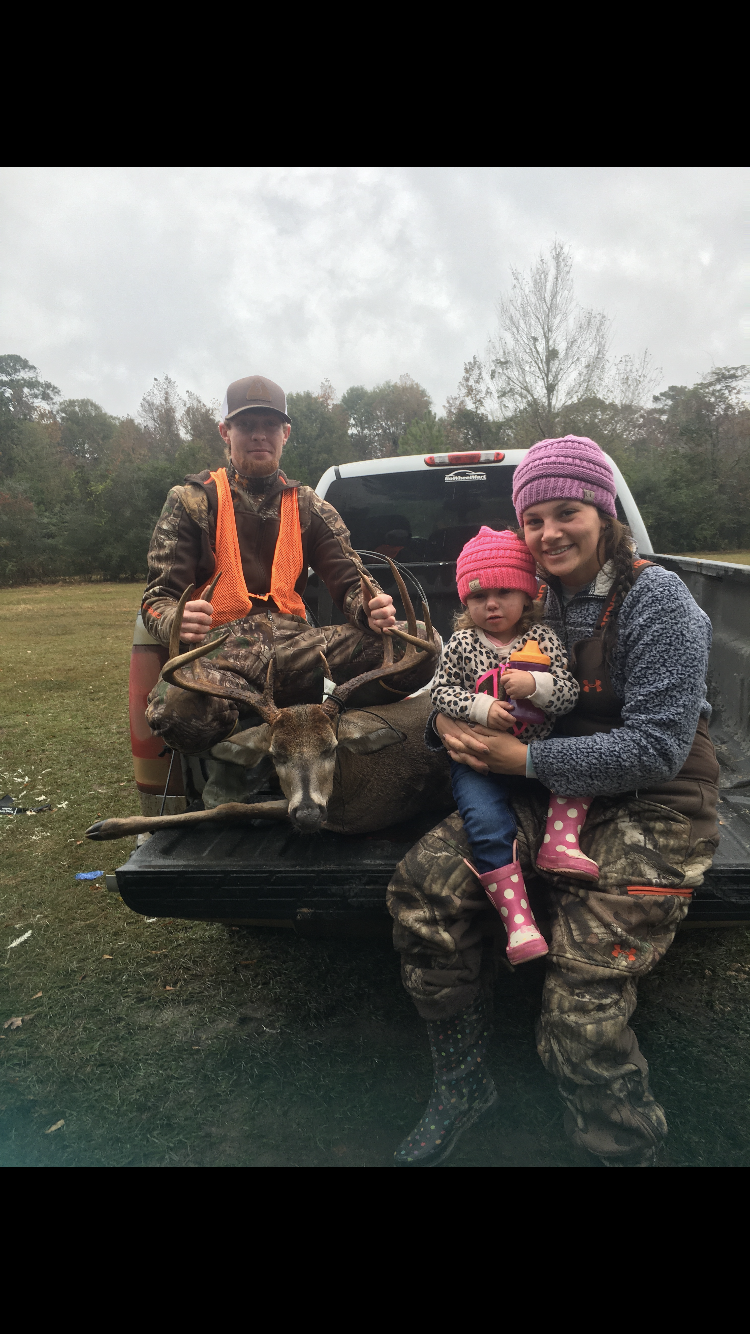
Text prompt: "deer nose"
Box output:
[[290, 801, 324, 832]]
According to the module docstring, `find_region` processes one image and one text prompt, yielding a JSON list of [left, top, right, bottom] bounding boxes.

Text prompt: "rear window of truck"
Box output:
[[324, 465, 517, 562]]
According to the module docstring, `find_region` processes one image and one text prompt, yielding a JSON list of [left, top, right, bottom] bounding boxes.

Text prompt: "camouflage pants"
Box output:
[[387, 778, 719, 1161], [146, 610, 435, 754]]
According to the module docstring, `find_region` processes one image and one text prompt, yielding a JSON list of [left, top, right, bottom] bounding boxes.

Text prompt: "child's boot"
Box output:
[[471, 844, 549, 965], [536, 795, 599, 881]]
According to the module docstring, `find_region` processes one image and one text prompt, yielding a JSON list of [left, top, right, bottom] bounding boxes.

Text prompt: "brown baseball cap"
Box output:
[[221, 374, 291, 423]]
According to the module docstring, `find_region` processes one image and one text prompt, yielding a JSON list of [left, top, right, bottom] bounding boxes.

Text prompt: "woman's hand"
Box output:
[[179, 599, 214, 643], [435, 713, 528, 776], [366, 591, 397, 634], [435, 714, 491, 771], [501, 669, 536, 699]]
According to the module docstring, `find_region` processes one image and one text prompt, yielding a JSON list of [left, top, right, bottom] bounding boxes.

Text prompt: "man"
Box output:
[[142, 374, 431, 756]]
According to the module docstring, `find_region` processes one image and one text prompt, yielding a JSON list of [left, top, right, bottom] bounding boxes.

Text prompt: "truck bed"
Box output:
[[114, 793, 750, 929]]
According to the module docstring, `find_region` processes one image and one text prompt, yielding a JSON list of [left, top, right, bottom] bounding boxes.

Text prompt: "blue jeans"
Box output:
[[450, 760, 517, 874]]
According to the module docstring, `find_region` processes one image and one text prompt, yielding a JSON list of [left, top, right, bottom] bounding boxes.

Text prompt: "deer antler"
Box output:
[[323, 557, 438, 714], [168, 572, 223, 659], [160, 581, 281, 723]]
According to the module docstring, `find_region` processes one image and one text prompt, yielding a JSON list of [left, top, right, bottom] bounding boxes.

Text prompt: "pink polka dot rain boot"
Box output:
[[536, 795, 599, 881], [474, 843, 549, 965]]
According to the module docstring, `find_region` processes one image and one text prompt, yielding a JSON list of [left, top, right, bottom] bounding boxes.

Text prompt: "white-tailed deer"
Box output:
[[87, 559, 449, 841]]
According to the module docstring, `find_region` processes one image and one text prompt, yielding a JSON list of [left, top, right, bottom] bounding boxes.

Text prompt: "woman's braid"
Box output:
[[600, 516, 637, 662]]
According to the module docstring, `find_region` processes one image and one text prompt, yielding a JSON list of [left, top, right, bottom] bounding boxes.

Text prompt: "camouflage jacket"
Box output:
[[141, 467, 369, 647]]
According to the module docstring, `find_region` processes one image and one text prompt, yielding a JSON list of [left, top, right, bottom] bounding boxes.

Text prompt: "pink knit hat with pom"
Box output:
[[456, 527, 538, 604], [512, 435, 617, 523]]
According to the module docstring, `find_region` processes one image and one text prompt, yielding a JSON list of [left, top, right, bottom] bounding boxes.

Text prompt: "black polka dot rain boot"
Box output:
[[394, 997, 498, 1167]]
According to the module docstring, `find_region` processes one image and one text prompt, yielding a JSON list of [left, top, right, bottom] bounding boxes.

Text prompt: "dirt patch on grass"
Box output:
[[2, 582, 750, 1166]]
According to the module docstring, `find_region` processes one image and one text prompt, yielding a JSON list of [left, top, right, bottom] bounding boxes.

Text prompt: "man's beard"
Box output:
[[232, 452, 279, 477]]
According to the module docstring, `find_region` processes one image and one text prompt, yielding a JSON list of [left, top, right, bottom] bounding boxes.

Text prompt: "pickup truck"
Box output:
[[116, 449, 750, 931]]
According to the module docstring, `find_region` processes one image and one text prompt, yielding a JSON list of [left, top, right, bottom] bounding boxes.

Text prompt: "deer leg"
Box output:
[[85, 799, 289, 841]]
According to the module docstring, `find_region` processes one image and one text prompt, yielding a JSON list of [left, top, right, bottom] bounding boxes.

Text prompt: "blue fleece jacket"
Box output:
[[526, 563, 712, 797]]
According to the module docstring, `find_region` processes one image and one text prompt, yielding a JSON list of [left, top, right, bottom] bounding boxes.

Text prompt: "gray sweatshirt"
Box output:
[[527, 562, 712, 797]]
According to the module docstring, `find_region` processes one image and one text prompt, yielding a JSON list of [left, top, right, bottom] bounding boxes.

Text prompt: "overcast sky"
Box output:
[[1, 166, 747, 419]]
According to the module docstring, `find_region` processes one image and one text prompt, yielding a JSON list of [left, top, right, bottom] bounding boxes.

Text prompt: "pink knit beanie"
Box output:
[[456, 527, 537, 604], [512, 435, 617, 524]]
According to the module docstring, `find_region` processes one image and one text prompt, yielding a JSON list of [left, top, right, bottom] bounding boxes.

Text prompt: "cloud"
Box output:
[[0, 166, 746, 417]]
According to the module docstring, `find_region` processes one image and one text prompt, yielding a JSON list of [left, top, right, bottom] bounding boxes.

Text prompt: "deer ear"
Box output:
[[337, 715, 406, 755], [211, 724, 273, 766]]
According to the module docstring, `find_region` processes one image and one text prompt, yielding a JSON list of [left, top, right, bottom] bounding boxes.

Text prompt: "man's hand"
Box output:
[[366, 591, 397, 634], [435, 712, 527, 776], [179, 599, 214, 644], [501, 669, 536, 700]]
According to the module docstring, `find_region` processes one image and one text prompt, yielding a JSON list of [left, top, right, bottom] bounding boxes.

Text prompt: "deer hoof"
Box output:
[[85, 821, 108, 840]]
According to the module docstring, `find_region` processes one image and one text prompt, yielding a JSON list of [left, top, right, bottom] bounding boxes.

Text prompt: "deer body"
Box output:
[[87, 560, 452, 843], [212, 692, 450, 833]]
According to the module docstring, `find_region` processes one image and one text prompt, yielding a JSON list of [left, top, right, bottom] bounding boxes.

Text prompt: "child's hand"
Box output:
[[502, 669, 536, 700], [487, 699, 516, 731]]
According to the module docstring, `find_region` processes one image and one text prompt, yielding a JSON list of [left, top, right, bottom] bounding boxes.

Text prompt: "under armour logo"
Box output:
[[582, 679, 602, 693]]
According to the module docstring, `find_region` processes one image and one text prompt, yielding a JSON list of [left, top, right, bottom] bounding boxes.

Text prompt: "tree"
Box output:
[[398, 410, 448, 455], [487, 241, 610, 438], [0, 355, 60, 420], [608, 366, 750, 553], [442, 357, 511, 451], [138, 375, 185, 458], [0, 355, 61, 478], [445, 243, 661, 454], [341, 375, 432, 458], [58, 398, 119, 465], [283, 385, 354, 486]]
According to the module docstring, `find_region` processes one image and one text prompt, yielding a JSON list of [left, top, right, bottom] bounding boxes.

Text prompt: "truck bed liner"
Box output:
[[115, 796, 750, 928]]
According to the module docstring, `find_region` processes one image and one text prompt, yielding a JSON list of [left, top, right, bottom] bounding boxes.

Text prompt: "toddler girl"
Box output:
[[431, 527, 598, 965]]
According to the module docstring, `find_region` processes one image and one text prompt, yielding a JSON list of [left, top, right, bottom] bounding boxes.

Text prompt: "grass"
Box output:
[[2, 582, 750, 1167], [675, 551, 750, 564]]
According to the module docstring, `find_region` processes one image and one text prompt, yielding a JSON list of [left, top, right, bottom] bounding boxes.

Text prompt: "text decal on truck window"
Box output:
[[444, 468, 487, 483]]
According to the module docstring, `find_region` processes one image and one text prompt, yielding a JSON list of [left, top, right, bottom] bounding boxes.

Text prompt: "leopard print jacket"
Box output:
[[430, 622, 579, 742]]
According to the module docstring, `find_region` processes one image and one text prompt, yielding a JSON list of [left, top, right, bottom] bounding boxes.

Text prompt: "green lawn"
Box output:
[[2, 582, 750, 1167], [676, 551, 750, 564]]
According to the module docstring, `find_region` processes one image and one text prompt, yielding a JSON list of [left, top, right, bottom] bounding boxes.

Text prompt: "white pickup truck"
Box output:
[[118, 449, 750, 931]]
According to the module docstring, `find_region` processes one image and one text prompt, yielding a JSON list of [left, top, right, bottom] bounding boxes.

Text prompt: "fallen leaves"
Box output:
[[3, 1013, 35, 1030], [31, 991, 42, 999], [7, 930, 32, 950], [45, 1120, 64, 1134], [102, 954, 113, 960]]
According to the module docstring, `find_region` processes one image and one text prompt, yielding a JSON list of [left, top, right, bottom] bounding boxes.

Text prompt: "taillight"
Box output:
[[424, 451, 505, 466]]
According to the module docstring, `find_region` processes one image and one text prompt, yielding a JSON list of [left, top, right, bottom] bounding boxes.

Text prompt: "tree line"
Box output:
[[1, 243, 748, 584]]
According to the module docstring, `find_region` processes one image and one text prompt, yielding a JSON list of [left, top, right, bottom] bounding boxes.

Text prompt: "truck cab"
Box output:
[[118, 450, 750, 930], [306, 449, 651, 640]]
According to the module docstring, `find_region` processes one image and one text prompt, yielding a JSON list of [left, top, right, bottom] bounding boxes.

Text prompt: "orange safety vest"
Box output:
[[196, 468, 306, 625]]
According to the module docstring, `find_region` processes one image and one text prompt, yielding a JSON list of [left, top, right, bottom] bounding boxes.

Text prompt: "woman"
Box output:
[[388, 435, 720, 1167]]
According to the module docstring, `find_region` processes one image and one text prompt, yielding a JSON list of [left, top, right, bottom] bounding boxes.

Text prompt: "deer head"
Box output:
[[159, 558, 439, 832]]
